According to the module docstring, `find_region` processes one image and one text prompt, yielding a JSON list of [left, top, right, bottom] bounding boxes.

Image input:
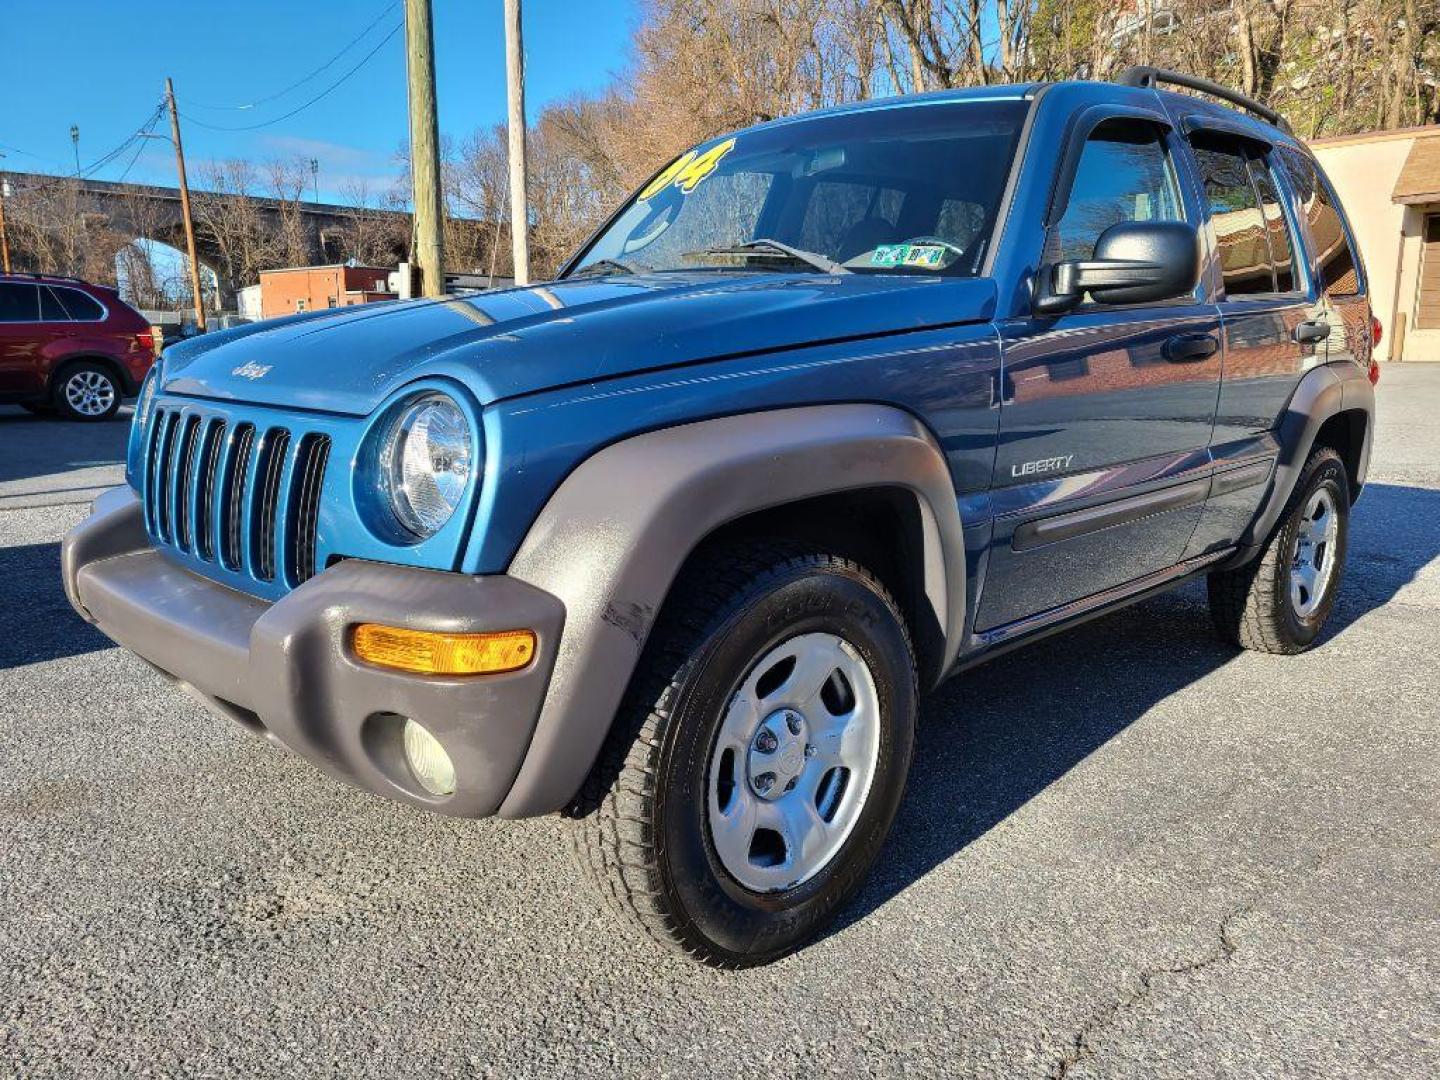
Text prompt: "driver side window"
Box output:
[[1051, 120, 1184, 264]]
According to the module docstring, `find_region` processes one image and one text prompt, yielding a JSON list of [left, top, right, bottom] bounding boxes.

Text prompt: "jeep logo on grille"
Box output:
[[231, 362, 272, 380]]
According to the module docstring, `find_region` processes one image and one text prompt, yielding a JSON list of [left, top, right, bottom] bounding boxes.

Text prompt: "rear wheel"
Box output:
[[1208, 446, 1349, 654], [54, 363, 122, 421], [568, 542, 917, 967]]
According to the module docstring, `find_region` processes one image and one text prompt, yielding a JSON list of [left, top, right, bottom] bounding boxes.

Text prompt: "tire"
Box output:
[[568, 542, 918, 967], [54, 362, 122, 421], [1208, 445, 1350, 654]]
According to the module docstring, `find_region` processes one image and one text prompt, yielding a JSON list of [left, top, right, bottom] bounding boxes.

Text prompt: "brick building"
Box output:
[[259, 264, 396, 320]]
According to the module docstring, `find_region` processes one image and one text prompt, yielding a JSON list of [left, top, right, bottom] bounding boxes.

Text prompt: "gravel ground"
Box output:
[[1, 369, 1437, 1078]]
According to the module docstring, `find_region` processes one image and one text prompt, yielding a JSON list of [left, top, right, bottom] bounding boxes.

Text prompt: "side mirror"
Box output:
[[1034, 220, 1201, 315]]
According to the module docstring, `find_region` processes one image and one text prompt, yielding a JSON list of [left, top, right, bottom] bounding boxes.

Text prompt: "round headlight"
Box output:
[[380, 392, 473, 538]]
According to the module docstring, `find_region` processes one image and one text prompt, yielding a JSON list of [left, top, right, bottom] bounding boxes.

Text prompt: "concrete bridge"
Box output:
[[4, 171, 410, 303]]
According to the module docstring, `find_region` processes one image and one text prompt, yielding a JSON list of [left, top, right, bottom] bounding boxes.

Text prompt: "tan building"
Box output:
[[259, 264, 396, 320], [1310, 126, 1440, 362]]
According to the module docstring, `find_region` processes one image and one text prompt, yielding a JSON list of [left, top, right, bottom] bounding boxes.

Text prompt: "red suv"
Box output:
[[0, 273, 157, 421]]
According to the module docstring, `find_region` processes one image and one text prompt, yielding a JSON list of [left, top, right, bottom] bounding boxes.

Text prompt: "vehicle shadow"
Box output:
[[0, 542, 112, 671], [831, 481, 1440, 935], [0, 405, 131, 485]]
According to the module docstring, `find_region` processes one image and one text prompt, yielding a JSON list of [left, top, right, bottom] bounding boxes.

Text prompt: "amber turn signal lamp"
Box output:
[[351, 625, 536, 675]]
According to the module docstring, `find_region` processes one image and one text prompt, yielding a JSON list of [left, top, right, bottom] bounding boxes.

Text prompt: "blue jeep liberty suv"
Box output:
[[63, 69, 1378, 966]]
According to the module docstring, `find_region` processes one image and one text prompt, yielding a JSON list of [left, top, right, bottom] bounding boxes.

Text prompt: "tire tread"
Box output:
[[1208, 445, 1347, 655], [566, 540, 912, 968]]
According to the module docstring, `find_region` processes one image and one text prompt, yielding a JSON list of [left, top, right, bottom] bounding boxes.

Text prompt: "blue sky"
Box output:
[[1, 0, 640, 203]]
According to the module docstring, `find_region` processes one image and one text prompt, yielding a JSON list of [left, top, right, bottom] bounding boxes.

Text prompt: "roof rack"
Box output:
[[0, 271, 85, 284], [1115, 66, 1292, 134]]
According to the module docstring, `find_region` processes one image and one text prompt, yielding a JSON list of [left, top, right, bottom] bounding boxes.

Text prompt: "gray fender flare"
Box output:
[[1237, 361, 1375, 556], [499, 404, 965, 818]]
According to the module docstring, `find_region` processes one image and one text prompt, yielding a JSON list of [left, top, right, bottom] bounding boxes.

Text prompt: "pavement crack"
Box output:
[[1047, 833, 1382, 1079], [1048, 903, 1253, 1080]]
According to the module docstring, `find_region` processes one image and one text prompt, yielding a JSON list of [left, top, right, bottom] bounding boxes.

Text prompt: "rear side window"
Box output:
[[1190, 132, 1298, 297], [0, 283, 39, 322], [1278, 147, 1361, 297], [1053, 120, 1185, 263], [54, 287, 106, 321], [1249, 163, 1297, 293], [39, 287, 70, 322]]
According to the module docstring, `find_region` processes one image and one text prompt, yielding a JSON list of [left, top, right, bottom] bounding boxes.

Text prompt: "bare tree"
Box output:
[[191, 160, 278, 297]]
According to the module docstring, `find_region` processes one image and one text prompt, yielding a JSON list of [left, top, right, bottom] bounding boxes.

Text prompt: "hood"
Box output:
[[163, 271, 998, 416]]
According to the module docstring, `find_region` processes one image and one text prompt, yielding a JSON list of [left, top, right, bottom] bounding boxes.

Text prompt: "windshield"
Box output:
[[568, 100, 1029, 279]]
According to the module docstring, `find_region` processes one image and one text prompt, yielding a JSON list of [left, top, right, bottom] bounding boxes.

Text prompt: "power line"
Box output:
[[186, 0, 399, 112], [115, 108, 166, 185], [181, 21, 402, 132], [0, 142, 55, 164], [12, 102, 167, 196]]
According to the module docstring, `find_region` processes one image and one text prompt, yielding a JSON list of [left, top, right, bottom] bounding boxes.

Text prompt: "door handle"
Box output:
[[1162, 333, 1219, 363], [1293, 319, 1331, 344]]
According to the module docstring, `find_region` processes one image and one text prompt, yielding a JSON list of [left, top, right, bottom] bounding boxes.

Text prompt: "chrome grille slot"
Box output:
[[287, 434, 331, 586], [144, 409, 173, 538], [194, 420, 226, 561], [152, 411, 181, 543], [221, 424, 255, 572], [252, 429, 291, 582], [172, 415, 202, 551]]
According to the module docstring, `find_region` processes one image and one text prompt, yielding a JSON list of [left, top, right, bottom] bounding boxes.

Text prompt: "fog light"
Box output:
[[351, 625, 536, 675], [403, 719, 456, 796]]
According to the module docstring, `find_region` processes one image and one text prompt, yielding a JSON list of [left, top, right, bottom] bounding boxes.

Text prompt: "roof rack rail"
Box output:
[[0, 271, 85, 284], [1115, 66, 1292, 134]]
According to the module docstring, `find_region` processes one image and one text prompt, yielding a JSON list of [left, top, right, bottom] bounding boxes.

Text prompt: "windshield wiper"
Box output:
[[689, 238, 850, 274], [572, 257, 643, 277]]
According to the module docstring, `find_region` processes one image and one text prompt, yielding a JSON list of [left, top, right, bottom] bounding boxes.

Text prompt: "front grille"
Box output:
[[144, 407, 331, 592]]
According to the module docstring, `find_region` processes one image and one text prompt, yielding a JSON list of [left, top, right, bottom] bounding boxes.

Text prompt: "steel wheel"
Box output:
[[1290, 488, 1340, 618], [62, 369, 117, 417], [706, 631, 881, 893]]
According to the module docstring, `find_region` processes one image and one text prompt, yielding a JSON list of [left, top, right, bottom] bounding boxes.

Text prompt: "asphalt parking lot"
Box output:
[[2, 369, 1437, 1078]]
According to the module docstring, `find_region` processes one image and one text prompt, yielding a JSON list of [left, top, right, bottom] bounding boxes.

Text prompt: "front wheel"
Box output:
[[1208, 446, 1350, 654], [568, 543, 917, 967]]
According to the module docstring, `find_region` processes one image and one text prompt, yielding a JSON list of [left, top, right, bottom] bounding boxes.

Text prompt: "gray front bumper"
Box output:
[[62, 487, 565, 818]]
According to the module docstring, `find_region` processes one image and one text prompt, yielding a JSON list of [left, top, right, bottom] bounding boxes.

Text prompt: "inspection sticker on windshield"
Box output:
[[871, 243, 947, 269], [639, 138, 737, 200]]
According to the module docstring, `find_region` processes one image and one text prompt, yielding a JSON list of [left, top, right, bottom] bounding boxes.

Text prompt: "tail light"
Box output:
[[135, 329, 155, 355], [1369, 358, 1381, 386], [1371, 315, 1383, 349]]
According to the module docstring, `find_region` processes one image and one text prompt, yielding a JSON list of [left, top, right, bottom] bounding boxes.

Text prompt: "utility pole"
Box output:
[[309, 157, 319, 203], [405, 0, 445, 297], [70, 125, 80, 176], [504, 0, 529, 285], [165, 78, 207, 333], [0, 155, 11, 273]]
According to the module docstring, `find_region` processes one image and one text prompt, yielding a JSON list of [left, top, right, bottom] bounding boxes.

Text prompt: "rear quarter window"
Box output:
[[1278, 147, 1362, 298], [54, 287, 107, 321]]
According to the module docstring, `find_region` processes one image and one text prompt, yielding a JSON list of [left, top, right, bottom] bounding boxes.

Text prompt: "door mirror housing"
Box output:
[[1034, 220, 1201, 315]]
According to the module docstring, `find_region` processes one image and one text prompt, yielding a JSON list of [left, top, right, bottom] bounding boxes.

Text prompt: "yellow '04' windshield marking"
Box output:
[[638, 138, 737, 201]]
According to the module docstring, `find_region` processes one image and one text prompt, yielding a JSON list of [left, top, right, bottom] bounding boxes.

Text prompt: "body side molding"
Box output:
[[500, 404, 965, 818]]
